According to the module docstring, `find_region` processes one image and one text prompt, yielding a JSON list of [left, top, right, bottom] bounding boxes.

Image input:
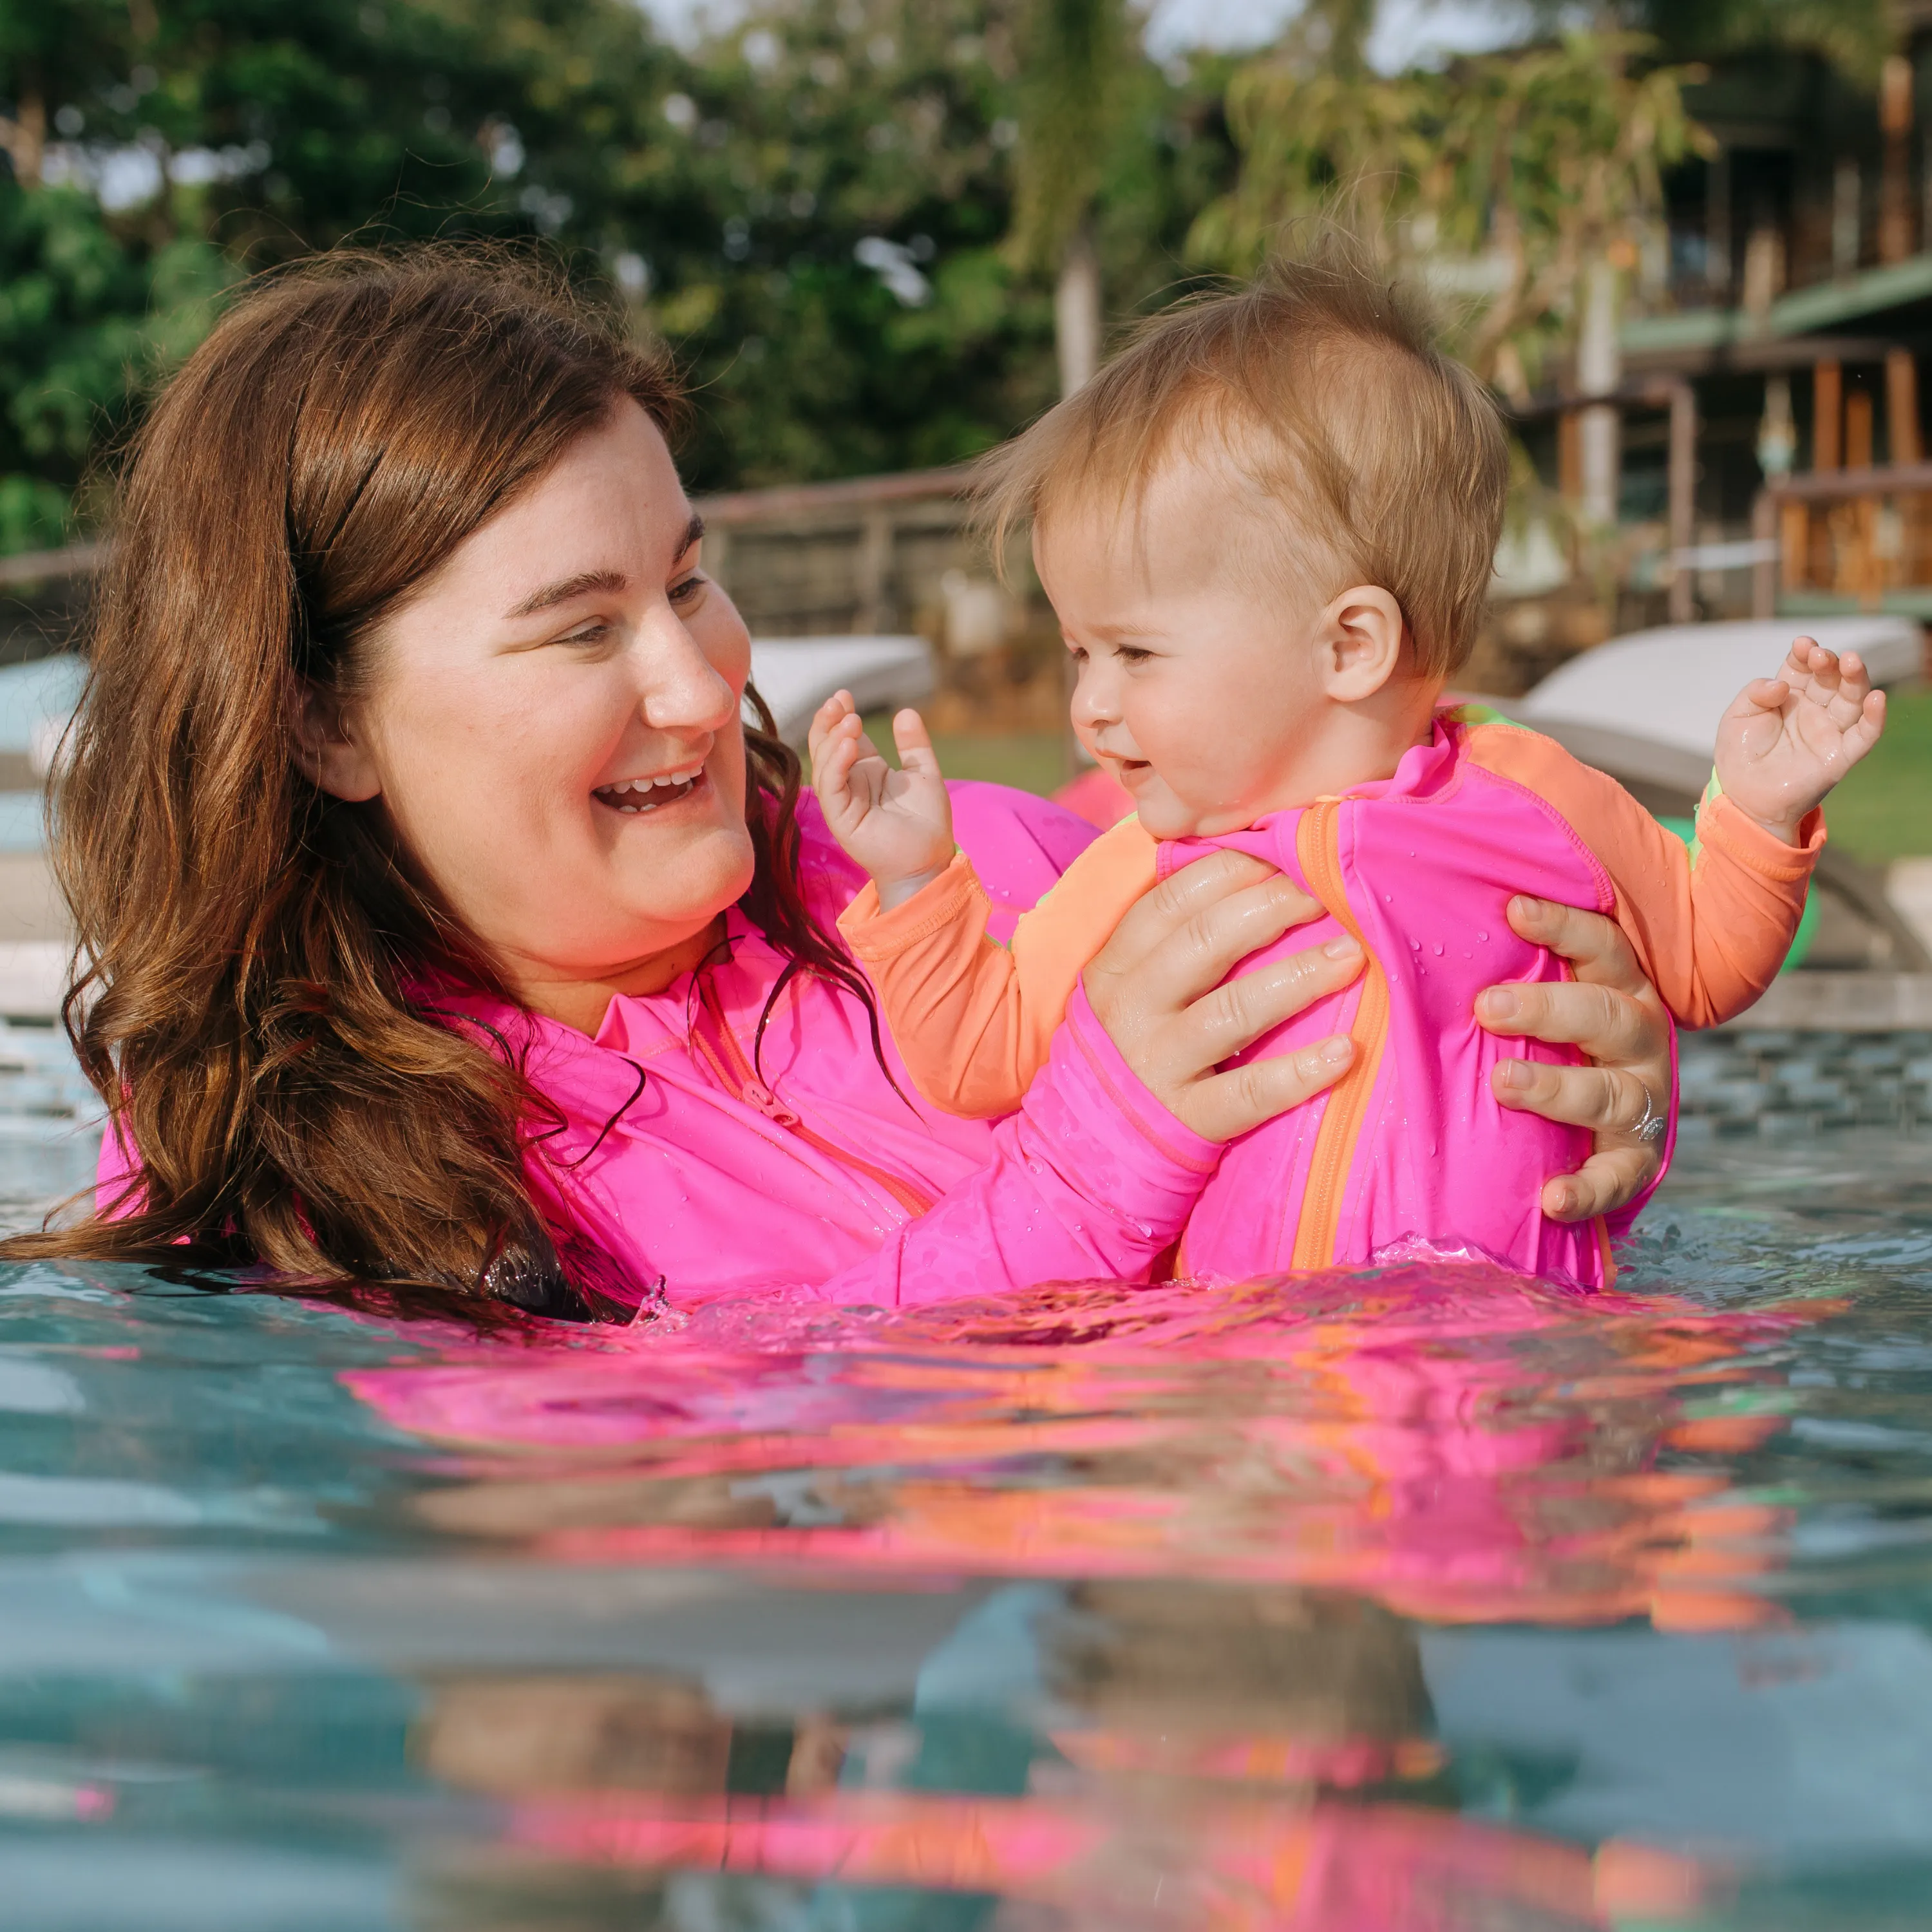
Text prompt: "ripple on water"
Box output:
[[0, 1114, 1927, 1927]]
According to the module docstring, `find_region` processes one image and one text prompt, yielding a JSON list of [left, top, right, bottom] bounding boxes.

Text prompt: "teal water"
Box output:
[[0, 1037, 1927, 1929]]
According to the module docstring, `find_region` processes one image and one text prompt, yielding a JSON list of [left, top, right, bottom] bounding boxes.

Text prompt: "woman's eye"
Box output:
[[560, 621, 611, 646], [669, 573, 706, 606]]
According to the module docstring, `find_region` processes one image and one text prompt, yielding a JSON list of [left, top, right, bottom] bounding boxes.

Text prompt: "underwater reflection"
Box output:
[[348, 1262, 1813, 1926], [350, 1262, 1815, 1631], [404, 1587, 1708, 1930]]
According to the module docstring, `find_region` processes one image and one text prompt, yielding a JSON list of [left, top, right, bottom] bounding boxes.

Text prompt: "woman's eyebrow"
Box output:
[[506, 568, 629, 619], [502, 515, 704, 619]]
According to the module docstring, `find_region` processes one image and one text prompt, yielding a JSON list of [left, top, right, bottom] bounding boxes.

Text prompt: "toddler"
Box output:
[[810, 252, 1884, 1287]]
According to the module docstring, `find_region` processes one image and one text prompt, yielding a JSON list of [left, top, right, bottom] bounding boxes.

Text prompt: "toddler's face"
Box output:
[[1034, 454, 1331, 840]]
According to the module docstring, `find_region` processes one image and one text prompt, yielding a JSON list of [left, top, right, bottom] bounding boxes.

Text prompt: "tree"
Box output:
[[1005, 0, 1130, 395], [1191, 30, 1708, 405], [1544, 0, 1893, 85], [0, 0, 1234, 544]]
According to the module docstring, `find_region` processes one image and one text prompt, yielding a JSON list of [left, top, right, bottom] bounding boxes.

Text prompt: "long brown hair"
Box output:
[[1, 248, 870, 1321]]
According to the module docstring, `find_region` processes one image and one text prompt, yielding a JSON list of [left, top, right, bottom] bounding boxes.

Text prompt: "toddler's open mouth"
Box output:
[[593, 765, 707, 815]]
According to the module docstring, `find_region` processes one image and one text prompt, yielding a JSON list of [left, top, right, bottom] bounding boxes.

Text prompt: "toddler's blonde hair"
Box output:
[[978, 236, 1509, 681]]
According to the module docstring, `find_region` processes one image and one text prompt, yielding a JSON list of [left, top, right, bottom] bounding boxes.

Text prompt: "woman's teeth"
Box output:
[[596, 767, 703, 813]]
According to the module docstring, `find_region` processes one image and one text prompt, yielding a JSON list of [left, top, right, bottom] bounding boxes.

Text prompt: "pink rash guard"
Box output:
[[97, 786, 1224, 1312]]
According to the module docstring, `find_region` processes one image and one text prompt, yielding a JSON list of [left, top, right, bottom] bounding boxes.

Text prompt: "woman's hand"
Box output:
[[1476, 896, 1673, 1222], [1083, 850, 1363, 1143]]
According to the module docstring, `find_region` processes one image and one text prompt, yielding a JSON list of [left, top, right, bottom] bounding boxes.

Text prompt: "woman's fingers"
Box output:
[[1190, 935, 1364, 1063], [1085, 849, 1359, 1144], [1477, 976, 1651, 1059], [1502, 896, 1653, 997], [1491, 1055, 1653, 1133], [1184, 1034, 1355, 1144], [1542, 1145, 1657, 1222], [1097, 851, 1320, 1001], [1477, 899, 1672, 1218]]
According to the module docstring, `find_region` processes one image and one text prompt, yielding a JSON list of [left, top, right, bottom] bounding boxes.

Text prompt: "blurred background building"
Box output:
[[0, 0, 1926, 854]]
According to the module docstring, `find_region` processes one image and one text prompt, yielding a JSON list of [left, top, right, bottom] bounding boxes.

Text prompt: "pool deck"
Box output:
[[0, 845, 1925, 1030]]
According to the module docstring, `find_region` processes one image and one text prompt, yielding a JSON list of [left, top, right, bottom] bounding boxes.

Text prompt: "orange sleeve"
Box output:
[[837, 817, 1160, 1117], [1463, 721, 1824, 1029]]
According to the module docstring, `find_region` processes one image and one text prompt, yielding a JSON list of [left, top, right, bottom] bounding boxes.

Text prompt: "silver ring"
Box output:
[[1631, 1085, 1669, 1146]]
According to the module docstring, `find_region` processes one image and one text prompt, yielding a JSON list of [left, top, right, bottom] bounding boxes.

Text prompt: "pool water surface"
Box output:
[[0, 1041, 1927, 1931]]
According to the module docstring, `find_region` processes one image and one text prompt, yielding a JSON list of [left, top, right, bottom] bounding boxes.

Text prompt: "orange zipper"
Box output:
[[1291, 800, 1391, 1270], [693, 972, 936, 1220]]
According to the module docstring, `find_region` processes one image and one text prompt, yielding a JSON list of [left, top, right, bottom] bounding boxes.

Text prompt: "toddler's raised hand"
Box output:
[[808, 691, 956, 909], [1715, 636, 1886, 842]]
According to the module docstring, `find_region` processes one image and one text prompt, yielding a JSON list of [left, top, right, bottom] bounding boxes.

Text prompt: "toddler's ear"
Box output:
[[1319, 585, 1408, 702]]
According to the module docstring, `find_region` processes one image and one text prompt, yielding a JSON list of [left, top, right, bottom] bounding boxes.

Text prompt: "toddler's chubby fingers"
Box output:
[[890, 708, 943, 780], [1739, 675, 1791, 715], [1844, 684, 1888, 760], [1782, 634, 1826, 680], [807, 690, 859, 768], [811, 728, 864, 811]]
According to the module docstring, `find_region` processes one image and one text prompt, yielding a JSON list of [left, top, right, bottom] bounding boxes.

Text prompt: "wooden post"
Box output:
[[1881, 54, 1915, 265], [853, 508, 893, 634], [1752, 489, 1777, 618], [1888, 348, 1922, 464], [1844, 392, 1879, 605], [1557, 410, 1583, 506], [1667, 379, 1698, 623], [1889, 348, 1926, 587], [1706, 149, 1731, 301], [1780, 498, 1810, 597], [1846, 390, 1875, 471], [1814, 359, 1842, 471]]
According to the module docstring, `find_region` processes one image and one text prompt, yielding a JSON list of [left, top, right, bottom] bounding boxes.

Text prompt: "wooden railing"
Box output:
[[0, 471, 999, 646], [1751, 460, 1932, 617]]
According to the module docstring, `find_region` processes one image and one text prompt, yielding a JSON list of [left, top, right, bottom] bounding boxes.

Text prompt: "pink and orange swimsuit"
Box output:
[[840, 708, 1823, 1289]]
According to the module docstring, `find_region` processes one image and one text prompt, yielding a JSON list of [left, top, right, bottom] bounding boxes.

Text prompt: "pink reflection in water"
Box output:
[[348, 1263, 1814, 1631], [370, 1264, 1800, 1926]]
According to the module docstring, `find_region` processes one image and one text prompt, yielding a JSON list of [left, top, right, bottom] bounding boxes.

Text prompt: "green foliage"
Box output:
[[1008, 0, 1128, 272], [1821, 685, 1932, 862], [1550, 1, 1895, 88], [1191, 32, 1709, 395], [0, 180, 229, 547], [0, 0, 1239, 531]]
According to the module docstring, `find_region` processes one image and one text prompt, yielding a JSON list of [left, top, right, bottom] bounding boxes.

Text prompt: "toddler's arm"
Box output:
[[1464, 720, 1826, 1028], [1714, 638, 1885, 842], [838, 818, 1160, 1117]]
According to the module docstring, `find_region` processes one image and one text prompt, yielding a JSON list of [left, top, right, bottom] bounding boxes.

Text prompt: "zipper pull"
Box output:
[[739, 1079, 800, 1128]]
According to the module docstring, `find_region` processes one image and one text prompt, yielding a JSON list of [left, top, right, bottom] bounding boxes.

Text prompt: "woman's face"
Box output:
[[314, 401, 755, 1004]]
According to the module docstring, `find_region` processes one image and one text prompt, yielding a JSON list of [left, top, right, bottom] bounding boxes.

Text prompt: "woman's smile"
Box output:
[[592, 762, 710, 815]]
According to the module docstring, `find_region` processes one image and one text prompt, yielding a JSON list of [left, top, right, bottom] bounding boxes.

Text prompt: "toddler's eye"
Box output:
[[1117, 645, 1153, 666]]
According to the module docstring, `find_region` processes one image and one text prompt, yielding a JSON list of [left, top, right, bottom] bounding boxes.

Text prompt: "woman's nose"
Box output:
[[636, 612, 739, 735]]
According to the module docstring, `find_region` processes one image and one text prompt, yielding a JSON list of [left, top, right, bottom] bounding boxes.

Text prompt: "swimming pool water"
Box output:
[[0, 1037, 1927, 1930]]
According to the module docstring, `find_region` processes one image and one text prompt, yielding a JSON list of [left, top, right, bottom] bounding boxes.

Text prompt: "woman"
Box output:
[[5, 252, 1673, 1318]]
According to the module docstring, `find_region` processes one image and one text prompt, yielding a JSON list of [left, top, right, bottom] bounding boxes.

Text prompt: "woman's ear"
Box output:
[[288, 676, 382, 802], [1316, 585, 1408, 703]]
